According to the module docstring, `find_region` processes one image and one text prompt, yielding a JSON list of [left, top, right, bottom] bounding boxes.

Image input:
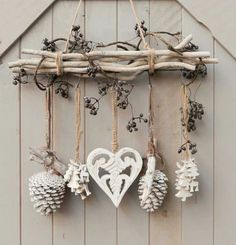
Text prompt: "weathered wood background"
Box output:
[[0, 1, 235, 245]]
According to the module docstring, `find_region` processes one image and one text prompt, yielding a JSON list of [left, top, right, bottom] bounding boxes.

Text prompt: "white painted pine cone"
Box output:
[[138, 170, 168, 212], [29, 171, 65, 216]]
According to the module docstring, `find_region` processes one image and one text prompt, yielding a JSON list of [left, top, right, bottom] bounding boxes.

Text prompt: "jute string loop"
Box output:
[[45, 87, 51, 149], [181, 85, 190, 159], [111, 87, 119, 153], [56, 52, 63, 76], [75, 85, 82, 161]]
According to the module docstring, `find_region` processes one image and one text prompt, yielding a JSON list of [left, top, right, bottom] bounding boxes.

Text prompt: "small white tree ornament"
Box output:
[[175, 158, 199, 201], [64, 159, 91, 199]]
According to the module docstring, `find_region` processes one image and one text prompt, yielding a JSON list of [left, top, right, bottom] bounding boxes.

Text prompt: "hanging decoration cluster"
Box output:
[[8, 0, 218, 215]]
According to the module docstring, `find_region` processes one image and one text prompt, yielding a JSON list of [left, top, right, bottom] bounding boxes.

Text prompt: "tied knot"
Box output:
[[56, 52, 63, 76], [148, 49, 156, 75]]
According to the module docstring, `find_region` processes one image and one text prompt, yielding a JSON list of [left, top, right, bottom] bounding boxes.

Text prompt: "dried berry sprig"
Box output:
[[42, 38, 57, 52], [84, 96, 101, 115], [180, 99, 204, 133], [182, 63, 207, 81], [178, 140, 197, 155], [182, 41, 199, 52], [126, 113, 148, 133], [87, 64, 101, 78], [68, 25, 93, 53], [134, 20, 147, 37], [115, 80, 134, 110], [12, 68, 27, 85], [55, 81, 70, 99]]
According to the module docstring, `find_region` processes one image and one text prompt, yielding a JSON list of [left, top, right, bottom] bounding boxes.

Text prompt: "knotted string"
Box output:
[[75, 85, 82, 161], [181, 85, 190, 159], [56, 52, 63, 76], [111, 87, 119, 153]]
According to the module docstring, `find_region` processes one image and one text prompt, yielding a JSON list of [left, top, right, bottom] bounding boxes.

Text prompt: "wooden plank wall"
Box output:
[[0, 1, 235, 245]]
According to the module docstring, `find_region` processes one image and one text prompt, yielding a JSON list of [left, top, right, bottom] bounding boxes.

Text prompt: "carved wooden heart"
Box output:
[[86, 147, 143, 207]]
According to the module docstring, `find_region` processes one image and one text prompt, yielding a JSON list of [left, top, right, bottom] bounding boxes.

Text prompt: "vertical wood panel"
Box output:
[[150, 1, 182, 245], [214, 41, 236, 245], [181, 10, 214, 245], [0, 43, 20, 245], [117, 1, 149, 245], [84, 1, 117, 245], [52, 1, 85, 245], [20, 9, 53, 245]]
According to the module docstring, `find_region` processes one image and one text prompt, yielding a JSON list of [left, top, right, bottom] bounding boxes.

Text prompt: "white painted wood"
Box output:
[[87, 147, 143, 207], [177, 0, 236, 59], [20, 8, 53, 245], [149, 1, 182, 245], [0, 42, 20, 245], [84, 1, 117, 245], [214, 41, 236, 245], [52, 1, 85, 244], [117, 1, 149, 244], [181, 9, 214, 245], [0, 0, 56, 57]]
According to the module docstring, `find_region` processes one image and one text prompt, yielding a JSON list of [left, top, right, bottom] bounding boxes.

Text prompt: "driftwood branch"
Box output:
[[8, 33, 218, 81]]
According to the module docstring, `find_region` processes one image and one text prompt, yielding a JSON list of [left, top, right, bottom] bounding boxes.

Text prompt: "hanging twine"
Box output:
[[45, 87, 51, 149], [111, 87, 119, 153], [147, 83, 155, 156], [181, 85, 190, 159], [64, 0, 83, 53], [129, 0, 156, 75], [75, 85, 82, 161]]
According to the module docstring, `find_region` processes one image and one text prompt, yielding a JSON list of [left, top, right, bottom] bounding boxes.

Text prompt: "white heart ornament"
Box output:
[[87, 147, 143, 207]]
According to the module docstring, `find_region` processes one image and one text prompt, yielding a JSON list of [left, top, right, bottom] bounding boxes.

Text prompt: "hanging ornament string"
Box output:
[[111, 86, 119, 153], [64, 0, 83, 53], [75, 85, 82, 161], [181, 84, 190, 159], [129, 0, 156, 74], [147, 82, 155, 156], [45, 87, 52, 149]]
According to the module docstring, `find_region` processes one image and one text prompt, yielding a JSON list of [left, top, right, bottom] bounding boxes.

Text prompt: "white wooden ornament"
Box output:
[[138, 155, 168, 212], [64, 159, 91, 200], [175, 158, 199, 201], [86, 147, 143, 207]]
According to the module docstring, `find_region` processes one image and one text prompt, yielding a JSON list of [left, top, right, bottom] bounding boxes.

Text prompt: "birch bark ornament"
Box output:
[[28, 87, 66, 215], [86, 86, 143, 207], [64, 86, 91, 199], [175, 85, 200, 201], [138, 83, 168, 212]]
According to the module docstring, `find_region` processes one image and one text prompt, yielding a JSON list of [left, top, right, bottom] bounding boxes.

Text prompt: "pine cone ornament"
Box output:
[[138, 156, 168, 212], [175, 157, 199, 201], [29, 171, 65, 215]]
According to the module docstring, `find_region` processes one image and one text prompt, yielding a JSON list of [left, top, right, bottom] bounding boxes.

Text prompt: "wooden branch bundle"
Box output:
[[8, 34, 218, 81]]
